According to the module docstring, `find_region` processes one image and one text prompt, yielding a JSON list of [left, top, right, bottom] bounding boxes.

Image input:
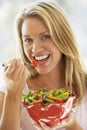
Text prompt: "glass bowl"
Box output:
[[22, 93, 75, 126]]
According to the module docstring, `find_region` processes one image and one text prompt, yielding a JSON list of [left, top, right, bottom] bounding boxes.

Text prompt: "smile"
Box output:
[[34, 54, 50, 61]]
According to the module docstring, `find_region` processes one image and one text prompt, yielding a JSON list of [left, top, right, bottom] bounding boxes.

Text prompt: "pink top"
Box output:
[[0, 83, 87, 130]]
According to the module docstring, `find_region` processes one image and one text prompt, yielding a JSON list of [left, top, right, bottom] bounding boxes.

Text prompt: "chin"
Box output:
[[37, 68, 51, 75]]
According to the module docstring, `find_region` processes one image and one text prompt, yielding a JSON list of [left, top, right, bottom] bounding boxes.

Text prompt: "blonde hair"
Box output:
[[15, 0, 87, 104]]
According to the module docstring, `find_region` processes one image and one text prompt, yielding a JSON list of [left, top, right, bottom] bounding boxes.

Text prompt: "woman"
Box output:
[[0, 0, 87, 130]]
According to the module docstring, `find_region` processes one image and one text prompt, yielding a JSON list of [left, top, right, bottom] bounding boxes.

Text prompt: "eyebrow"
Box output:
[[39, 31, 49, 35], [22, 31, 49, 37]]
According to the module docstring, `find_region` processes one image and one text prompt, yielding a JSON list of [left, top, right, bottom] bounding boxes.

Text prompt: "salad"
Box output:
[[22, 88, 72, 106]]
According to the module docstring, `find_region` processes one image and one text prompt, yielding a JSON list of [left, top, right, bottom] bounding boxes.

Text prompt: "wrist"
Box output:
[[6, 91, 22, 102]]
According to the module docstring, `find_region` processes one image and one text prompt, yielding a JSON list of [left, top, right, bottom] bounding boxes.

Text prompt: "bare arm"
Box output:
[[0, 58, 27, 130], [0, 92, 21, 130]]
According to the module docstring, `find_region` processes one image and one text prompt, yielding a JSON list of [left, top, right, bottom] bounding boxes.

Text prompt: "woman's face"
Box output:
[[22, 17, 63, 74]]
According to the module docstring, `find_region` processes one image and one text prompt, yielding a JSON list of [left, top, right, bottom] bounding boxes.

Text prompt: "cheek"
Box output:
[[53, 48, 62, 62], [23, 45, 30, 54], [48, 42, 58, 53], [23, 46, 31, 58], [55, 52, 62, 63], [23, 46, 28, 55], [51, 48, 56, 53], [23, 46, 28, 53]]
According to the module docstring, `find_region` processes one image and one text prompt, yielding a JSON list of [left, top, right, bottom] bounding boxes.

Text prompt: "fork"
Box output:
[[2, 61, 33, 67]]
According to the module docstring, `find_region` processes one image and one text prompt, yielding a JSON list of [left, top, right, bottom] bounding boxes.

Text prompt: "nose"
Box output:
[[32, 39, 43, 53]]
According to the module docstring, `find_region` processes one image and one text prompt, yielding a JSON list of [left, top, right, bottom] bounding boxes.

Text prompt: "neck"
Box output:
[[38, 62, 65, 90]]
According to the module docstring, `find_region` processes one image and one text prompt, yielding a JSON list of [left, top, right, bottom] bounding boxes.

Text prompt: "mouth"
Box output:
[[34, 54, 50, 61], [32, 54, 50, 65]]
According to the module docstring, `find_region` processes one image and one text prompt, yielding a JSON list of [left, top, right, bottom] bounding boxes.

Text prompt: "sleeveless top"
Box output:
[[0, 81, 87, 130]]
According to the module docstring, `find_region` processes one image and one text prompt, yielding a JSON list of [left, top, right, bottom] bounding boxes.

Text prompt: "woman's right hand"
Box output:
[[33, 114, 82, 130], [3, 58, 27, 97]]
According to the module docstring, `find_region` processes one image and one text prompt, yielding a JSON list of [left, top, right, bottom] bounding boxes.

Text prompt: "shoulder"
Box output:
[[0, 78, 7, 93]]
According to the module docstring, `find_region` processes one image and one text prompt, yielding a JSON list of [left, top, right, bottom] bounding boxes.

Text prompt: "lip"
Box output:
[[32, 53, 50, 57], [36, 54, 50, 66], [33, 54, 50, 65], [34, 54, 49, 60]]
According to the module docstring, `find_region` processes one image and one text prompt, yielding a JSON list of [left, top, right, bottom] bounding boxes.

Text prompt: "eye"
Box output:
[[23, 38, 33, 45], [42, 35, 51, 40]]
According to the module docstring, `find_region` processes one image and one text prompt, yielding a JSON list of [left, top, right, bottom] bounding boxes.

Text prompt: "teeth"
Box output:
[[35, 54, 49, 61]]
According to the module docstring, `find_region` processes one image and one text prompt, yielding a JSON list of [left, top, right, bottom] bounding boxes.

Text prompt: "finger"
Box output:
[[30, 118, 42, 130], [19, 64, 27, 80], [33, 124, 42, 130], [54, 114, 72, 129], [3, 58, 16, 72], [11, 59, 23, 77], [5, 59, 17, 77], [4, 65, 8, 71], [39, 121, 51, 130]]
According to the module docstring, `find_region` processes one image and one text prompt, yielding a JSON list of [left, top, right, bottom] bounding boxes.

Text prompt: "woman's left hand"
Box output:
[[40, 115, 73, 130]]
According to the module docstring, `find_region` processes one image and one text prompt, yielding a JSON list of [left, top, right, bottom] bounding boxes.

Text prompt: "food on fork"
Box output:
[[31, 59, 38, 67]]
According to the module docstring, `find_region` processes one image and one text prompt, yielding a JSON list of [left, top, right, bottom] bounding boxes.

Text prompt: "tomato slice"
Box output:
[[32, 59, 38, 67]]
